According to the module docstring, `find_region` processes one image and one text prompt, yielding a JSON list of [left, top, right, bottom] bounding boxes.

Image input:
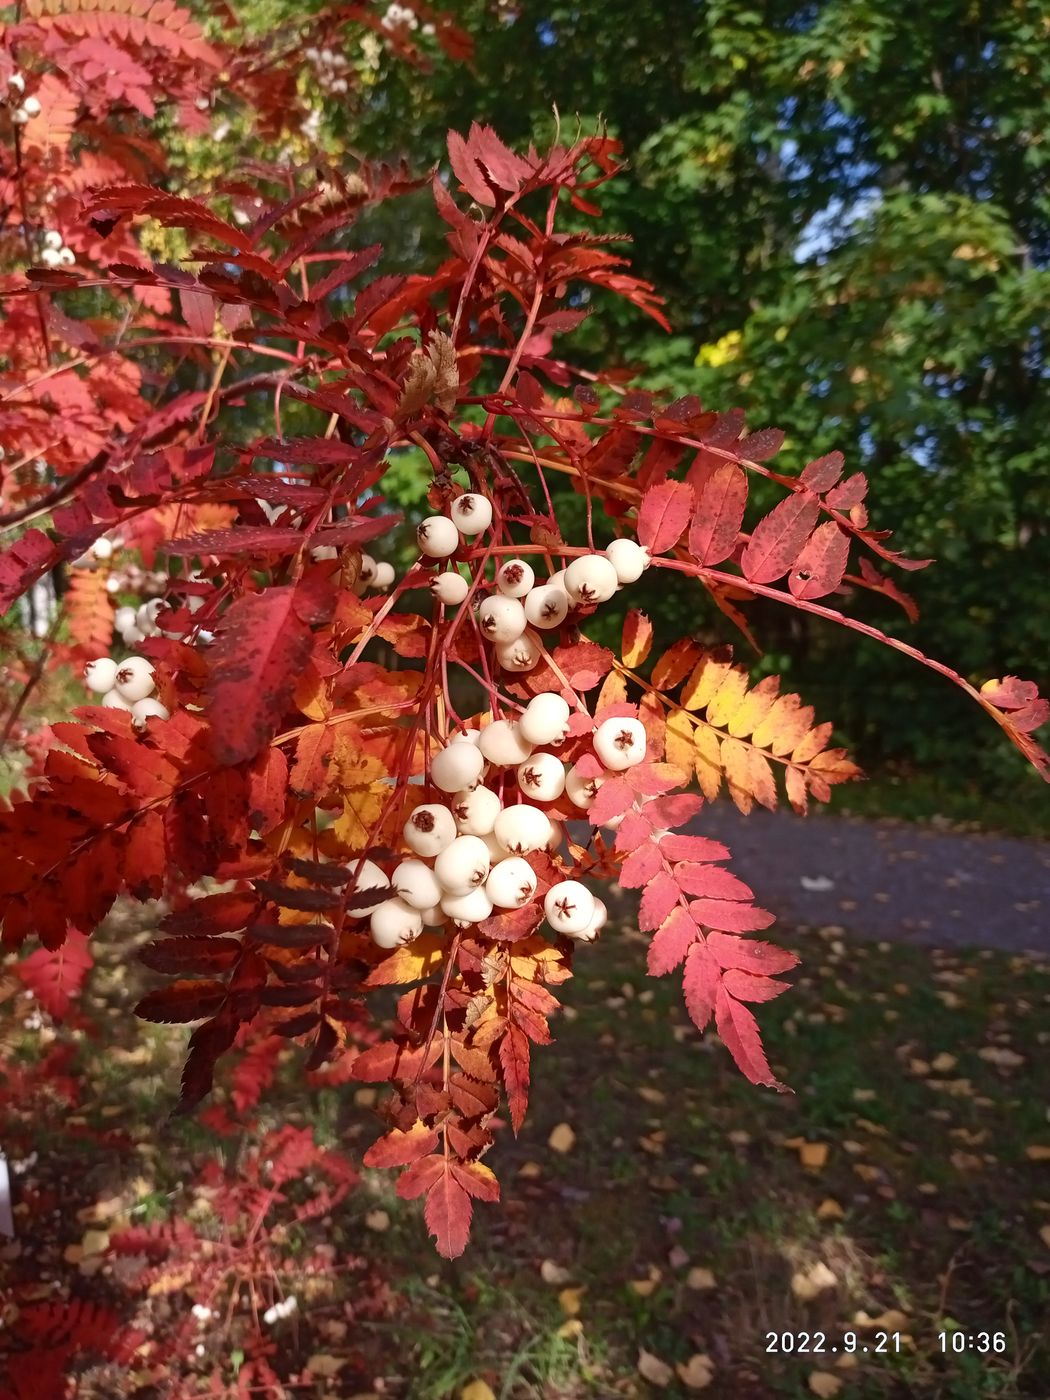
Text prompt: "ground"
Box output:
[[1, 812, 1049, 1399]]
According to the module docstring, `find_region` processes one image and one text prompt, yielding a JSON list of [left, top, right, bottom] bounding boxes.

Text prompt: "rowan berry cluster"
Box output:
[[83, 656, 169, 727], [6, 72, 42, 127], [420, 492, 652, 675], [366, 690, 650, 951]]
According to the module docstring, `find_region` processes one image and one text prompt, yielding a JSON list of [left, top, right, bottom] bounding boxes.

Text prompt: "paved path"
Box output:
[[682, 805, 1050, 955]]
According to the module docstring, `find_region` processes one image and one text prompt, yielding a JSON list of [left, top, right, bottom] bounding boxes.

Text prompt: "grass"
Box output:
[[2, 905, 1049, 1398], [833, 769, 1049, 841]]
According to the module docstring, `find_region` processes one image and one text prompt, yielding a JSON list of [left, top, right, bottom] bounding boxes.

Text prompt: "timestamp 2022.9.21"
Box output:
[[765, 1331, 1009, 1356]]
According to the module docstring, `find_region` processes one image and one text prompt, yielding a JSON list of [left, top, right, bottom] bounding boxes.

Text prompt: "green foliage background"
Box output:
[[205, 0, 1050, 797]]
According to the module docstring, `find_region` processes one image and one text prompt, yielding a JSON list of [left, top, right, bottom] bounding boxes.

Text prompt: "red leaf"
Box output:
[[425, 1167, 474, 1259], [205, 585, 315, 765], [619, 843, 665, 889], [447, 128, 496, 206], [657, 834, 731, 862], [800, 451, 844, 493], [647, 906, 700, 975], [673, 863, 754, 901], [551, 641, 614, 690], [499, 1023, 530, 1133], [740, 492, 821, 584], [17, 932, 93, 1020], [637, 480, 692, 554], [451, 1159, 500, 1202], [738, 427, 785, 461], [396, 1154, 445, 1200], [351, 1037, 443, 1082], [722, 968, 792, 1002], [587, 775, 635, 825], [478, 903, 544, 944], [135, 980, 228, 1024], [788, 522, 850, 599], [688, 898, 776, 933], [179, 287, 215, 338], [689, 461, 747, 564], [826, 472, 868, 509], [706, 931, 799, 975], [638, 870, 678, 931], [162, 892, 259, 935], [0, 528, 63, 612], [681, 940, 720, 1031], [139, 937, 242, 975], [363, 1122, 440, 1168], [642, 794, 704, 829], [715, 985, 786, 1089]]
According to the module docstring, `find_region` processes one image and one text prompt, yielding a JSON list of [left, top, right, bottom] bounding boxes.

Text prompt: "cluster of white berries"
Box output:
[[303, 45, 351, 94], [364, 691, 651, 951], [7, 73, 41, 126], [420, 492, 652, 675], [380, 3, 435, 33], [37, 229, 75, 268], [262, 1295, 298, 1326], [84, 655, 169, 727]]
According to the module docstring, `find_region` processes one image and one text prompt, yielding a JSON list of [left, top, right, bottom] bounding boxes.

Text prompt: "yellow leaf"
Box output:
[[333, 787, 386, 849], [1024, 1146, 1050, 1162], [686, 1266, 716, 1290], [726, 675, 779, 737], [629, 1265, 662, 1296], [557, 1318, 584, 1339], [460, 1383, 496, 1400], [681, 653, 732, 711], [540, 1259, 572, 1285], [816, 1198, 845, 1221], [677, 1354, 715, 1390], [293, 664, 332, 721], [693, 726, 723, 801], [558, 1286, 585, 1316], [792, 1261, 838, 1301], [637, 1349, 674, 1387], [808, 1372, 842, 1398], [548, 1122, 576, 1154], [595, 668, 628, 711], [664, 708, 695, 774], [365, 932, 447, 986], [621, 610, 653, 668], [705, 667, 750, 728], [721, 736, 754, 814], [799, 1142, 830, 1170]]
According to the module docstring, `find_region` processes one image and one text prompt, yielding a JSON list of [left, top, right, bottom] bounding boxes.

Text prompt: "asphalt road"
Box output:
[[682, 804, 1050, 954]]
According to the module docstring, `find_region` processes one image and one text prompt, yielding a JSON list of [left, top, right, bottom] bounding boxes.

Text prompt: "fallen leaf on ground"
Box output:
[[541, 1258, 572, 1285], [548, 1122, 575, 1153], [1024, 1145, 1050, 1162], [808, 1372, 842, 1397], [686, 1266, 716, 1290], [629, 1265, 662, 1296], [638, 1349, 674, 1387], [307, 1355, 346, 1378], [676, 1353, 715, 1389], [1039, 1225, 1050, 1249], [461, 1384, 495, 1400], [558, 1286, 585, 1316], [792, 1261, 838, 1301], [557, 1318, 583, 1339], [816, 1198, 844, 1220]]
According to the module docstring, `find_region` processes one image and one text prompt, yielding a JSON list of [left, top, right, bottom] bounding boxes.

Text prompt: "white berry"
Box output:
[[486, 857, 538, 909], [478, 595, 526, 644], [566, 766, 606, 809], [544, 881, 596, 935], [496, 559, 535, 598], [518, 692, 571, 746], [85, 658, 118, 694], [404, 804, 457, 857], [430, 741, 484, 793], [373, 561, 396, 589], [92, 537, 114, 561], [113, 656, 155, 703], [496, 631, 542, 672], [370, 897, 423, 949], [349, 858, 391, 914], [434, 834, 491, 895], [516, 752, 565, 802], [22, 94, 41, 117], [358, 554, 378, 585], [101, 690, 133, 711], [593, 716, 647, 771], [523, 583, 570, 630], [417, 516, 460, 558], [131, 697, 170, 727], [136, 599, 163, 635], [493, 804, 552, 855], [572, 897, 609, 942], [605, 538, 651, 583], [479, 720, 532, 767], [391, 859, 442, 911], [440, 887, 494, 925], [564, 554, 619, 605], [546, 818, 564, 852], [419, 904, 446, 927], [452, 785, 501, 836], [431, 572, 469, 606], [450, 493, 492, 535], [450, 728, 482, 746], [113, 606, 137, 633]]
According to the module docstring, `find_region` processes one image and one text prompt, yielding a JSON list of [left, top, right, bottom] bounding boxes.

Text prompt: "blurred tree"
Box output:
[[324, 0, 1048, 786]]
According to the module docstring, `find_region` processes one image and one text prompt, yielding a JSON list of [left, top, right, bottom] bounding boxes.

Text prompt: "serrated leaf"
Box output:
[[637, 480, 692, 554], [788, 523, 850, 600], [740, 492, 821, 584], [689, 462, 747, 564], [648, 907, 699, 975], [621, 609, 653, 668], [715, 986, 786, 1089]]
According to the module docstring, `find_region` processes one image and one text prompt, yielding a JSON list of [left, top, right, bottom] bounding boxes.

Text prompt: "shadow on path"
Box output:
[[687, 804, 1050, 954]]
